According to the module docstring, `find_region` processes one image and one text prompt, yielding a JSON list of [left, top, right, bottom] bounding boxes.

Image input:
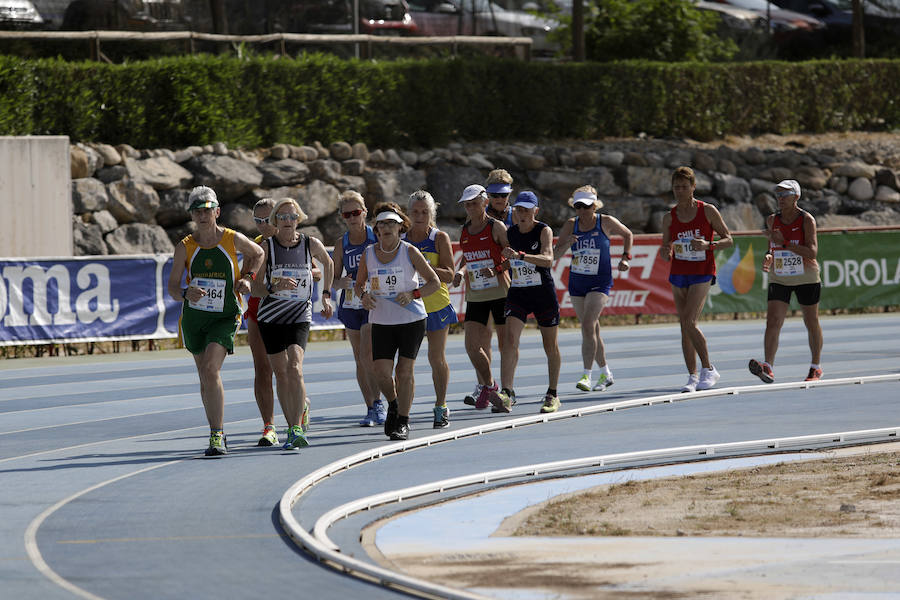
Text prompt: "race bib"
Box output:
[[189, 277, 226, 313], [773, 249, 804, 276], [510, 258, 540, 288], [571, 247, 601, 275], [342, 286, 365, 309], [673, 239, 706, 262], [467, 258, 499, 290], [270, 267, 312, 302], [370, 266, 405, 298]]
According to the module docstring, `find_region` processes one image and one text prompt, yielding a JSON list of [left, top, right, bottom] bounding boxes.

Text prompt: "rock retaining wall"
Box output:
[[70, 136, 900, 255]]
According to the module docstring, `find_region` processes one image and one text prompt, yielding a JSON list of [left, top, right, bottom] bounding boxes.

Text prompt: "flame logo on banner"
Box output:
[[717, 244, 756, 295]]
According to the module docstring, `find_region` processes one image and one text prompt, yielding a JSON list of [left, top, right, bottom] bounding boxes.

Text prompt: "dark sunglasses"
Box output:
[[488, 193, 508, 199], [342, 209, 363, 219]]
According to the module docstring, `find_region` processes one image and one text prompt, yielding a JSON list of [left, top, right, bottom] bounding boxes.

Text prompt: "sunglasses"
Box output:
[[253, 216, 269, 224], [488, 193, 508, 199], [276, 213, 300, 221], [775, 190, 796, 198], [342, 209, 363, 219]]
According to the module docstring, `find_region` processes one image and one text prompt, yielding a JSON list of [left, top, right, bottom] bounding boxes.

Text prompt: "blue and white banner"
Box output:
[[0, 254, 341, 346]]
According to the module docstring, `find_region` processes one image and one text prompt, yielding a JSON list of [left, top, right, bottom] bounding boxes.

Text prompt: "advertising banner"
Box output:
[[2, 229, 898, 345], [0, 255, 338, 346]]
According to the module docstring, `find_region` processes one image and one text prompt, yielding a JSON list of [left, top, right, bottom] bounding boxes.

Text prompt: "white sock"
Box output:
[[810, 363, 820, 370], [600, 364, 612, 377], [583, 369, 592, 380]]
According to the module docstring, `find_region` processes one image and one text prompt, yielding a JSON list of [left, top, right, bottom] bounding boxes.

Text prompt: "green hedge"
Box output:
[[1, 54, 898, 148]]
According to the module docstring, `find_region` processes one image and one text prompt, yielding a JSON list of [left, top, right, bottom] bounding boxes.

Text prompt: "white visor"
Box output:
[[572, 191, 598, 205], [375, 211, 404, 223]]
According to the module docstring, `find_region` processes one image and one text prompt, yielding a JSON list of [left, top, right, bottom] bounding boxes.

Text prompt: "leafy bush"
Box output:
[[1, 54, 899, 147]]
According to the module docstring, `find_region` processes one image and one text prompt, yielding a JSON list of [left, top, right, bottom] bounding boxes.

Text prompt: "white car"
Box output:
[[409, 0, 559, 56], [0, 0, 43, 26]]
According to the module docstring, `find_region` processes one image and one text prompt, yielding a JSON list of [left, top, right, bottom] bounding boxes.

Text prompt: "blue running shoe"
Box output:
[[282, 425, 308, 450], [373, 399, 387, 426], [359, 406, 377, 427]]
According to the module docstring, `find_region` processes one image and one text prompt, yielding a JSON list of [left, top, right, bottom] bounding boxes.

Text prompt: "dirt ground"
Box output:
[[375, 444, 900, 599], [511, 449, 900, 539]]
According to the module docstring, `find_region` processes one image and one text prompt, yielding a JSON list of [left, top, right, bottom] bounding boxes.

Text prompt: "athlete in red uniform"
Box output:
[[659, 167, 733, 393], [749, 179, 823, 383]]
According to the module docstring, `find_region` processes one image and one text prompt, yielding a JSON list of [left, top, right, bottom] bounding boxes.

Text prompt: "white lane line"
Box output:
[[24, 460, 186, 600]]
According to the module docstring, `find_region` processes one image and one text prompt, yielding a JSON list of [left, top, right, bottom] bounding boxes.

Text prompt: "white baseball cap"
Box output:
[[458, 184, 487, 203]]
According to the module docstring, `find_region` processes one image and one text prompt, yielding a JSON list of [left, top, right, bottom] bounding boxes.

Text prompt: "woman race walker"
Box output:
[[485, 168, 515, 227], [332, 191, 385, 427], [554, 186, 634, 392], [167, 186, 264, 457], [251, 199, 334, 450], [497, 191, 562, 414], [244, 198, 279, 446], [355, 203, 440, 440], [452, 184, 511, 410], [749, 179, 824, 383], [659, 167, 733, 393], [403, 190, 458, 428]]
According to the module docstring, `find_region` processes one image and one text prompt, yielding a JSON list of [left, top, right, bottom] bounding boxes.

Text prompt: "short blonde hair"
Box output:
[[339, 190, 366, 212], [485, 169, 513, 186], [253, 197, 275, 214], [269, 198, 307, 226], [567, 185, 604, 211]]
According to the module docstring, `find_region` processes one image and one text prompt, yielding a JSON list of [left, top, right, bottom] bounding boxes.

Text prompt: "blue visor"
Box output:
[[486, 183, 512, 194]]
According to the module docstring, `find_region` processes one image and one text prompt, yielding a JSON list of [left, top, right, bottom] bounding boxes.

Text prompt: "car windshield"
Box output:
[[725, 0, 782, 9], [457, 0, 508, 13]]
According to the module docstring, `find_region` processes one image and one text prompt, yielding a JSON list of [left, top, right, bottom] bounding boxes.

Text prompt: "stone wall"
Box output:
[[70, 136, 900, 255]]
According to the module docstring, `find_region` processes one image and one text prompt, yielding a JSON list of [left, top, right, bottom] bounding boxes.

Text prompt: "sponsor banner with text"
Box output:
[[3, 230, 897, 344]]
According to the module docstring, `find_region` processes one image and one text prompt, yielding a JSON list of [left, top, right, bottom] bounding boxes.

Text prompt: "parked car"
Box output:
[[294, 0, 418, 35], [0, 0, 44, 28], [409, 0, 558, 55], [770, 0, 851, 44], [713, 0, 826, 42]]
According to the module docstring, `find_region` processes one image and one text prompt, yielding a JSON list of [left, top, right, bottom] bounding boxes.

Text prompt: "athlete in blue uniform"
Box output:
[[554, 186, 633, 392]]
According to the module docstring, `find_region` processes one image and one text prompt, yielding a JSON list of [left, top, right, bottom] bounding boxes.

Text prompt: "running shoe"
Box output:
[[463, 384, 484, 407], [204, 432, 227, 457], [576, 374, 592, 392], [390, 422, 409, 441], [592, 373, 614, 391], [373, 399, 387, 425], [384, 400, 399, 436], [257, 424, 279, 447], [539, 394, 561, 414], [433, 405, 450, 429], [491, 389, 514, 413], [748, 359, 774, 384], [283, 425, 308, 450], [805, 366, 823, 381], [475, 381, 499, 410], [491, 390, 516, 413], [359, 406, 377, 427], [301, 398, 311, 433], [696, 366, 720, 390], [681, 374, 700, 393]]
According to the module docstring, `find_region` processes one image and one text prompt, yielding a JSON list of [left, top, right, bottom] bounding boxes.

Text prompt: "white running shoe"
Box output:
[[592, 372, 614, 391], [696, 366, 720, 390], [681, 374, 700, 393]]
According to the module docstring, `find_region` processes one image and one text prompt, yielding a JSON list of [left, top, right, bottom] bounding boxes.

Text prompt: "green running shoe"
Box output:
[[576, 374, 592, 391], [592, 373, 614, 391], [204, 431, 227, 457], [301, 398, 311, 433], [283, 425, 309, 450], [257, 424, 279, 447], [540, 394, 561, 414]]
